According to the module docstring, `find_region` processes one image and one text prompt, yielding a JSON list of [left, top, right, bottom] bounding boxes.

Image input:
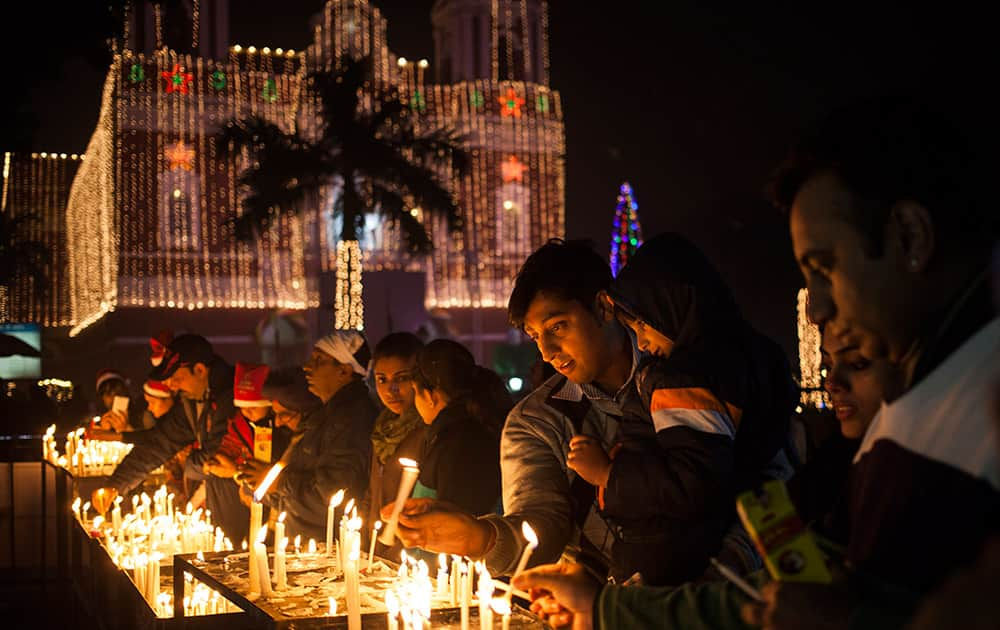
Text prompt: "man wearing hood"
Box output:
[[93, 334, 249, 544]]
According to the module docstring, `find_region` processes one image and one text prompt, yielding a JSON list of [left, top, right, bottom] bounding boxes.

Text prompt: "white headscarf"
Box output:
[[314, 330, 370, 376]]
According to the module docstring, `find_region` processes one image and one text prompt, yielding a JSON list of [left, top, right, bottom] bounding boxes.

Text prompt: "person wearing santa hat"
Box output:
[[95, 378, 175, 436], [204, 363, 273, 482]]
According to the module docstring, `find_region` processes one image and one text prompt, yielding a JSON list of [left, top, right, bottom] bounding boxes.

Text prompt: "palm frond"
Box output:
[[370, 184, 432, 255]]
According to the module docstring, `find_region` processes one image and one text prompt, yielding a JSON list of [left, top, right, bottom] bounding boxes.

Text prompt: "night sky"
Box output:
[[2, 1, 989, 357]]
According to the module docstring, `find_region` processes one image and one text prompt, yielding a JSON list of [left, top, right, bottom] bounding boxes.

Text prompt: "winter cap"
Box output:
[[149, 329, 174, 366], [149, 334, 215, 380], [234, 362, 272, 408], [143, 379, 172, 399], [262, 367, 321, 413], [313, 330, 371, 376]]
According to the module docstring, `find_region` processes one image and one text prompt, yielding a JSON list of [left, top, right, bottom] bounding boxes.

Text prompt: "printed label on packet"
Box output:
[[736, 479, 832, 583], [253, 425, 272, 463]]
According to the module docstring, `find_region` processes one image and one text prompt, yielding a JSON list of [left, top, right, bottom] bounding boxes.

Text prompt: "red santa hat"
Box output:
[[143, 379, 172, 399], [149, 329, 174, 366], [95, 368, 125, 392], [234, 362, 271, 408]]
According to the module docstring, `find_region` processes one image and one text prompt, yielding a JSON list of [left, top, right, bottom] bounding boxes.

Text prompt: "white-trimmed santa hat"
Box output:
[[143, 379, 172, 399], [234, 362, 271, 408]]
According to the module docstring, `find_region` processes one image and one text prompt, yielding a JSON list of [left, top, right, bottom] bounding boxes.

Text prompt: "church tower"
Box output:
[[431, 0, 549, 85], [124, 0, 230, 60]]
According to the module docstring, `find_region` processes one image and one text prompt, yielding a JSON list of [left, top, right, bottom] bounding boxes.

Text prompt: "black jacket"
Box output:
[[107, 357, 249, 542], [264, 377, 376, 541], [418, 401, 501, 517]]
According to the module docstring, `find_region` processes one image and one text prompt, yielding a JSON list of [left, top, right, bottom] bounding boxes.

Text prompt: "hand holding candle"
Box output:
[[505, 521, 539, 603], [380, 458, 420, 545]]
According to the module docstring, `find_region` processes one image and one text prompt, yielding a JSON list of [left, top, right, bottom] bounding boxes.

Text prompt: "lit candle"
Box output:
[[379, 458, 420, 545], [81, 501, 91, 524], [72, 497, 82, 523], [437, 553, 449, 599], [506, 521, 539, 603], [328, 596, 338, 616], [248, 501, 263, 594], [385, 590, 400, 630], [491, 597, 512, 630], [451, 555, 461, 605], [253, 525, 273, 597], [367, 520, 381, 572], [252, 462, 285, 502], [460, 562, 470, 630], [111, 496, 123, 531], [275, 511, 286, 552], [326, 489, 345, 556], [275, 537, 288, 591], [477, 563, 493, 630], [344, 537, 362, 630], [308, 538, 317, 555], [294, 534, 301, 555]]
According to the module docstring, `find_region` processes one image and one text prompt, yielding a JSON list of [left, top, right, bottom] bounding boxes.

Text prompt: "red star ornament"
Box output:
[[501, 155, 528, 183], [162, 64, 193, 95], [165, 141, 195, 171], [498, 88, 526, 117]]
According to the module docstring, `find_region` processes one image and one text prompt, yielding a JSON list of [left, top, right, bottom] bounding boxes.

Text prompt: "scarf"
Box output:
[[370, 404, 422, 465]]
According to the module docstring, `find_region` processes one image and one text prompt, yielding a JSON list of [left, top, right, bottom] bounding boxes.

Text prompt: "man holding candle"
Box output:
[[243, 331, 376, 541], [93, 334, 250, 544], [389, 240, 650, 578]]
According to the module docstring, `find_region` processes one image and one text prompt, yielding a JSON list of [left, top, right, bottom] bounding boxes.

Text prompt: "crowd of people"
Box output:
[[83, 92, 997, 629]]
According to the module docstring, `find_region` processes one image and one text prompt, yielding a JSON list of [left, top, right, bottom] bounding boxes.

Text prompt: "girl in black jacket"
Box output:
[[410, 339, 510, 517]]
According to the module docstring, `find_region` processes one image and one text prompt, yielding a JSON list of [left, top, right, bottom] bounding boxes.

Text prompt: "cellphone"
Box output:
[[736, 479, 832, 583], [112, 395, 129, 415]]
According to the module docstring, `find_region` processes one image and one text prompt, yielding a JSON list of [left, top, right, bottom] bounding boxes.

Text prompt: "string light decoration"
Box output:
[[797, 288, 829, 409], [609, 182, 643, 277], [10, 0, 564, 329], [334, 240, 364, 330]]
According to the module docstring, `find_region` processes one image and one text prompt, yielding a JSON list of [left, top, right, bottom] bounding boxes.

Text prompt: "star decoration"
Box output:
[[210, 70, 227, 91], [501, 155, 528, 183], [262, 78, 278, 103], [498, 88, 525, 117], [161, 64, 193, 95], [165, 141, 195, 171]]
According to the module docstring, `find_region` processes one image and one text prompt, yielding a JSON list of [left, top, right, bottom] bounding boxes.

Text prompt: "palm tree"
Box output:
[[218, 56, 468, 329], [0, 207, 50, 321]]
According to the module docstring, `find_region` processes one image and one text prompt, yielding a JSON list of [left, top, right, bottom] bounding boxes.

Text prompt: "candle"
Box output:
[[344, 541, 362, 630], [367, 520, 381, 572], [385, 590, 400, 630], [72, 497, 82, 523], [451, 555, 461, 605], [275, 537, 288, 591], [275, 511, 286, 551], [491, 597, 512, 630], [328, 596, 337, 616], [111, 496, 123, 531], [294, 534, 301, 555], [248, 502, 263, 594], [254, 525, 273, 597], [308, 538, 317, 555], [252, 462, 285, 502], [437, 553, 449, 599], [460, 563, 470, 630], [379, 458, 420, 545], [477, 564, 493, 630], [326, 489, 345, 556], [505, 521, 539, 603]]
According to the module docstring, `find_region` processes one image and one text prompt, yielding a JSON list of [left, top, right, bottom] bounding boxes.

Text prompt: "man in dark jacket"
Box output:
[[93, 334, 250, 544], [243, 330, 376, 541]]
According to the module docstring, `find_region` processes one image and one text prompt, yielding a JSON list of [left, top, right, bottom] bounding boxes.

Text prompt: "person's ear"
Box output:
[[889, 201, 935, 273], [595, 290, 616, 323], [193, 363, 209, 379]]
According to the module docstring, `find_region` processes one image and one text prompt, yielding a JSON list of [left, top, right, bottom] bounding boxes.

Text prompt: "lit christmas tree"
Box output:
[[610, 182, 644, 276]]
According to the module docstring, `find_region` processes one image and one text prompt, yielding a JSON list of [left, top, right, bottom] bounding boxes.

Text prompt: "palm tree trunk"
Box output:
[[335, 172, 364, 330]]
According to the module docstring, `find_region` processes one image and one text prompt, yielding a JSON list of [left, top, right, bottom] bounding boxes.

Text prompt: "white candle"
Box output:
[[385, 590, 400, 630], [249, 502, 263, 593], [379, 458, 420, 545], [252, 462, 285, 502], [451, 555, 461, 605], [460, 563, 470, 630], [506, 521, 539, 602], [367, 520, 382, 572], [111, 496, 123, 531], [477, 564, 493, 630], [345, 541, 361, 630], [294, 534, 301, 555], [72, 497, 82, 523], [275, 537, 288, 591], [254, 525, 273, 597], [437, 553, 449, 599], [275, 511, 286, 552], [328, 596, 338, 616], [491, 597, 512, 630], [326, 489, 345, 556], [308, 538, 317, 555]]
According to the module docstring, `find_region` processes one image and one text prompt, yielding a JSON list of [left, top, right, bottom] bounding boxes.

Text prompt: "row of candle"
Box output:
[[44, 425, 134, 477]]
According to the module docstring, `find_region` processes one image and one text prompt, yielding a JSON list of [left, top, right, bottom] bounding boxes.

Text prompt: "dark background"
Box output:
[[1, 1, 990, 357]]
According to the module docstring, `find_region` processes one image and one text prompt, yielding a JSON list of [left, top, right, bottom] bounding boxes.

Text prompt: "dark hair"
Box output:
[[414, 339, 512, 435], [372, 332, 424, 364], [97, 379, 128, 399], [507, 238, 612, 329], [769, 93, 996, 257]]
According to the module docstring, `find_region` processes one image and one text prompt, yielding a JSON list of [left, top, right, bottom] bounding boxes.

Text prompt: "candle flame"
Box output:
[[92, 515, 104, 529], [279, 537, 288, 550], [328, 596, 337, 616], [329, 489, 345, 508], [253, 462, 285, 502], [196, 551, 205, 561], [374, 520, 382, 532], [490, 597, 512, 615], [46, 424, 55, 436], [82, 501, 91, 513], [241, 539, 248, 551], [439, 553, 447, 569], [294, 534, 301, 549], [344, 498, 355, 514], [72, 497, 81, 510], [521, 521, 538, 548], [398, 457, 419, 470], [385, 590, 399, 614], [348, 516, 363, 530], [400, 550, 409, 565], [256, 524, 268, 545], [278, 511, 286, 523], [308, 538, 317, 554]]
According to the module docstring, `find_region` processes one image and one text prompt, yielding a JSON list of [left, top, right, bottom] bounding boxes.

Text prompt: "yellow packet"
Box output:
[[253, 425, 272, 463], [736, 479, 832, 583]]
